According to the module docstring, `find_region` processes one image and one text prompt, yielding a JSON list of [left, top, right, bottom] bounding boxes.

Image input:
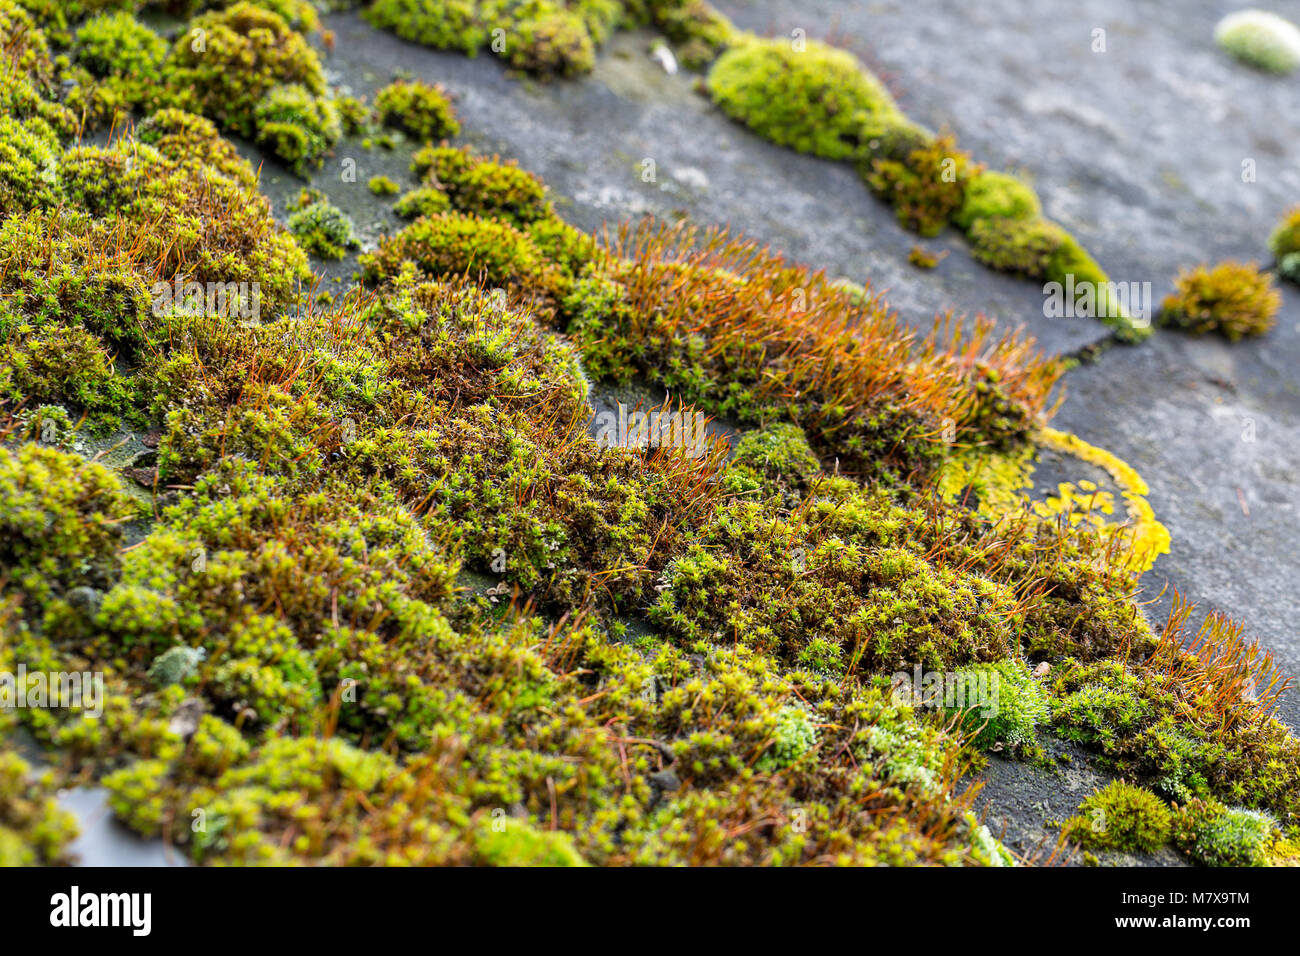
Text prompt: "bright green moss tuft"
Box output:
[[254, 83, 343, 176], [1160, 261, 1280, 341], [0, 113, 59, 214], [364, 0, 488, 57], [160, 2, 336, 172], [0, 750, 78, 865], [413, 143, 551, 226], [368, 174, 401, 196], [393, 185, 451, 219], [755, 704, 818, 772], [74, 11, 167, 80], [944, 657, 1048, 751], [1269, 206, 1300, 282], [954, 169, 1041, 230], [360, 211, 553, 294], [0, 443, 136, 603], [1215, 9, 1300, 73], [969, 216, 1067, 278], [1173, 800, 1275, 867], [365, 0, 612, 76], [1062, 781, 1172, 854], [374, 78, 460, 141], [475, 817, 589, 866], [137, 108, 259, 188], [707, 37, 902, 161], [723, 421, 822, 502]]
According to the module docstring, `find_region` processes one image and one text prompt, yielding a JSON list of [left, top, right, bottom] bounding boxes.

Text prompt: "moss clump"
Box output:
[[755, 704, 818, 772], [1062, 781, 1172, 854], [0, 750, 78, 866], [374, 78, 460, 141], [0, 113, 59, 214], [57, 132, 309, 311], [69, 9, 167, 121], [475, 817, 588, 866], [1268, 205, 1300, 283], [969, 216, 1067, 278], [866, 133, 979, 237], [647, 0, 735, 65], [707, 37, 902, 161], [393, 185, 451, 219], [1172, 798, 1276, 866], [360, 211, 554, 295], [74, 11, 167, 80], [368, 174, 400, 196], [254, 83, 342, 176], [1215, 9, 1300, 74], [137, 108, 258, 188], [1050, 612, 1300, 819], [363, 0, 489, 57], [1160, 261, 1280, 341], [723, 421, 822, 503], [364, 0, 614, 76], [0, 444, 135, 602], [160, 3, 337, 172], [944, 658, 1048, 751], [954, 169, 1041, 230], [413, 143, 551, 226], [1, 322, 135, 431]]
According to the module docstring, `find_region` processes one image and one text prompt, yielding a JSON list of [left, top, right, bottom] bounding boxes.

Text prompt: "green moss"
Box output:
[[364, 0, 488, 57], [707, 37, 902, 161], [1159, 261, 1280, 341], [1, 66, 1294, 869], [360, 211, 554, 293], [254, 83, 342, 176], [969, 216, 1069, 279], [365, 0, 613, 76], [0, 113, 59, 214], [57, 133, 309, 311], [160, 2, 336, 172], [0, 750, 78, 865], [368, 174, 401, 196], [1215, 10, 1300, 74], [1269, 206, 1300, 282], [74, 11, 166, 81], [393, 185, 451, 219], [374, 78, 460, 141], [147, 645, 206, 688], [1173, 800, 1275, 867], [954, 169, 1041, 230], [0, 444, 136, 604], [944, 657, 1048, 751], [647, 0, 734, 64], [413, 143, 551, 226], [723, 421, 821, 503], [475, 817, 588, 866], [287, 198, 359, 260], [866, 133, 978, 237], [137, 108, 258, 188], [1, 322, 134, 431], [1062, 781, 1172, 854], [755, 703, 818, 772]]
